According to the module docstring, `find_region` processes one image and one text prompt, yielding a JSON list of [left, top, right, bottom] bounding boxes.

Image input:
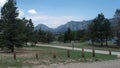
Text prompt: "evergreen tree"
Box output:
[[71, 31, 77, 41], [88, 13, 112, 46], [58, 34, 64, 42], [45, 31, 54, 43], [114, 9, 120, 46], [1, 0, 21, 52], [64, 28, 72, 43], [0, 19, 4, 48], [88, 20, 96, 45], [64, 31, 67, 43], [103, 19, 112, 46], [76, 30, 85, 41], [37, 29, 54, 43], [22, 18, 29, 46], [67, 28, 72, 41], [37, 28, 44, 42], [31, 30, 39, 46], [26, 19, 34, 46]]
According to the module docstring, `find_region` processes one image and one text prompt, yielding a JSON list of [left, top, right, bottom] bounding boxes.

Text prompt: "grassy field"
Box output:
[[0, 46, 118, 68], [50, 41, 120, 52]]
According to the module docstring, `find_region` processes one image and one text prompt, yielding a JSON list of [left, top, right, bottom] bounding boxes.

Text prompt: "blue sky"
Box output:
[[0, 0, 120, 28]]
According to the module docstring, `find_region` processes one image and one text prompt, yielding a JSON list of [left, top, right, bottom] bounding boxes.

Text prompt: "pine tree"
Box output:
[[26, 19, 34, 46], [96, 13, 105, 46], [67, 28, 72, 41], [0, 19, 4, 48], [88, 13, 112, 46], [103, 19, 112, 46], [22, 18, 29, 46], [64, 28, 72, 43], [32, 30, 38, 46], [76, 30, 85, 41], [64, 31, 67, 43], [88, 19, 96, 45], [0, 0, 25, 52], [114, 9, 120, 46]]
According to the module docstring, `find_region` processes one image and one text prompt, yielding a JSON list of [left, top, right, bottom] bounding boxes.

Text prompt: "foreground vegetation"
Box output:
[[0, 46, 118, 68]]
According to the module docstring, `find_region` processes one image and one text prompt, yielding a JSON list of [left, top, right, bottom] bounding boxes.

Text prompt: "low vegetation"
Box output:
[[0, 46, 118, 68]]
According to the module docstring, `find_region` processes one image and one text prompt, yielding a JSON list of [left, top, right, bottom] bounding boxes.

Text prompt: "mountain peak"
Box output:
[[35, 20, 92, 33], [35, 24, 53, 32]]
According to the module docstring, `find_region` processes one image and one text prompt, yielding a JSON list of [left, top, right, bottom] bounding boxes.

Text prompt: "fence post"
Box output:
[[52, 50, 56, 59], [92, 49, 95, 57], [67, 50, 70, 58], [35, 52, 39, 60], [109, 50, 111, 55], [13, 51, 16, 60], [71, 41, 74, 50], [82, 48, 84, 58]]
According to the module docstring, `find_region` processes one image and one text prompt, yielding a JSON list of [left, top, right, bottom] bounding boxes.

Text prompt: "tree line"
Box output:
[[58, 13, 113, 46], [59, 11, 120, 47], [57, 28, 86, 43]]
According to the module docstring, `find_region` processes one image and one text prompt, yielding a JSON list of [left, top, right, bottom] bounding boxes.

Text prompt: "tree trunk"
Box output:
[[11, 46, 14, 53], [31, 42, 33, 46], [101, 41, 103, 47], [101, 39, 103, 47], [35, 43, 36, 46], [34, 42, 37, 46], [117, 39, 120, 46], [106, 39, 108, 46], [25, 41, 27, 46], [117, 32, 120, 46], [100, 33, 103, 47], [101, 42, 103, 47], [91, 39, 94, 45], [105, 35, 108, 46]]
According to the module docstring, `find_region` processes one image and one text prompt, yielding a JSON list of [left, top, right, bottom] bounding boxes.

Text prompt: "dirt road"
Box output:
[[33, 59, 120, 68], [36, 44, 120, 55]]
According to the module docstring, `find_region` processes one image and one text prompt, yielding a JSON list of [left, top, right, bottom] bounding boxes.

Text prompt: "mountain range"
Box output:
[[35, 19, 115, 33]]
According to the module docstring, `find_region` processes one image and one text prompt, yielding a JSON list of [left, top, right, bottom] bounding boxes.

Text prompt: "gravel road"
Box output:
[[36, 44, 120, 55], [32, 59, 120, 68]]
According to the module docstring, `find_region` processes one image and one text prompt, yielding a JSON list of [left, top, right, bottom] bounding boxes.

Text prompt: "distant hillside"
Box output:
[[35, 24, 53, 32], [35, 19, 115, 33], [54, 20, 92, 32]]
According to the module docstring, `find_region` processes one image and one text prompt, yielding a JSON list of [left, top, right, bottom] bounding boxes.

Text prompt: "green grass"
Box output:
[[45, 46, 116, 58], [24, 46, 117, 62], [0, 46, 118, 68], [0, 56, 33, 68]]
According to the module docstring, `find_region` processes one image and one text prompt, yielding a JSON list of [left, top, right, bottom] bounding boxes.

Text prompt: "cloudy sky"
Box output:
[[0, 0, 120, 28]]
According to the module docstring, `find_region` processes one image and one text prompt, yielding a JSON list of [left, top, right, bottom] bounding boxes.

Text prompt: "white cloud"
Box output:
[[28, 9, 37, 14], [0, 0, 7, 8], [26, 15, 82, 28], [18, 10, 25, 18]]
